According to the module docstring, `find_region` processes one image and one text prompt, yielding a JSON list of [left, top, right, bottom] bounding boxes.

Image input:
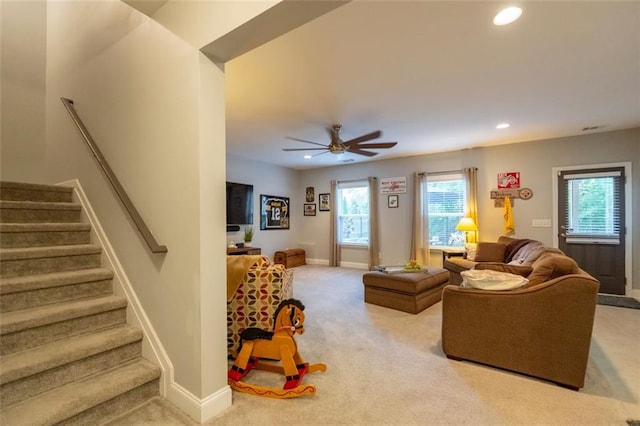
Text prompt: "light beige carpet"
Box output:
[[109, 265, 640, 425]]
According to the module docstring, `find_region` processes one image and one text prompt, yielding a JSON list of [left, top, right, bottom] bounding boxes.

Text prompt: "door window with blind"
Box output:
[[561, 169, 623, 244], [425, 173, 466, 248]]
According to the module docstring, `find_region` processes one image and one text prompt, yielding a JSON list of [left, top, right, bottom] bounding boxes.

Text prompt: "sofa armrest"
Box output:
[[441, 273, 599, 389]]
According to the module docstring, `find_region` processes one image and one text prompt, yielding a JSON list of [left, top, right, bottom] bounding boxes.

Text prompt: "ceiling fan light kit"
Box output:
[[282, 124, 398, 159]]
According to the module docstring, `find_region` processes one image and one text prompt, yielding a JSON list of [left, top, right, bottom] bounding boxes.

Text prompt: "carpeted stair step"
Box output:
[[0, 223, 91, 248], [0, 182, 73, 203], [0, 358, 160, 426], [0, 295, 127, 355], [0, 244, 102, 278], [0, 200, 81, 224], [0, 268, 114, 312], [0, 325, 143, 406]]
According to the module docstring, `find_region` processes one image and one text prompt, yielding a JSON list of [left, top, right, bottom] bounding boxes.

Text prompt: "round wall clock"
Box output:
[[519, 188, 533, 200]]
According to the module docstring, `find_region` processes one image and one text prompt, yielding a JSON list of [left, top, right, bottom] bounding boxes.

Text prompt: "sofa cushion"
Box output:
[[526, 255, 580, 286], [474, 262, 533, 277], [474, 242, 507, 262], [461, 269, 529, 290]]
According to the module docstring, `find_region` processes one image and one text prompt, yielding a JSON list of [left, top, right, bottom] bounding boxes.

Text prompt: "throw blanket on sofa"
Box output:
[[226, 255, 264, 302], [504, 238, 534, 263]]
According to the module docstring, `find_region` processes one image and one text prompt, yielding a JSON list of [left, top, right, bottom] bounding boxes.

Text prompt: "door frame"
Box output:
[[552, 162, 633, 297]]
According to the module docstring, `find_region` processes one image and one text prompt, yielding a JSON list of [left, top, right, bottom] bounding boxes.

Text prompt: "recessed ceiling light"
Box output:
[[304, 155, 312, 159], [496, 123, 510, 129], [493, 7, 522, 26]]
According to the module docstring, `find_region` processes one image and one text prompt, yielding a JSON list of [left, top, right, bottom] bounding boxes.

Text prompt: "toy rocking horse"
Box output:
[[227, 298, 327, 398]]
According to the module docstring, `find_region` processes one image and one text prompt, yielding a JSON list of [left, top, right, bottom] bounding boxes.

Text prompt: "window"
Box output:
[[337, 180, 369, 245], [425, 173, 466, 248], [563, 170, 622, 243]]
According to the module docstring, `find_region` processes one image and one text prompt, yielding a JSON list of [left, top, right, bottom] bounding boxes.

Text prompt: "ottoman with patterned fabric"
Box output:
[[362, 267, 449, 314], [227, 256, 293, 354]]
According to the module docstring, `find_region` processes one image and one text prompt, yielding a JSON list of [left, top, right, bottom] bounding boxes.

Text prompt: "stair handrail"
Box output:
[[61, 97, 168, 254]]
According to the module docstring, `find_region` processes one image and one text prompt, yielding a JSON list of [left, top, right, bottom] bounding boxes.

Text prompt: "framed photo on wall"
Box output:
[[388, 194, 399, 208], [304, 203, 317, 216], [260, 194, 290, 230], [306, 186, 315, 202], [319, 193, 330, 211]]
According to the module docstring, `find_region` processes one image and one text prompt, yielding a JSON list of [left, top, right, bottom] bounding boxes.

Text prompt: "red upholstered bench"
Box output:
[[362, 267, 449, 314]]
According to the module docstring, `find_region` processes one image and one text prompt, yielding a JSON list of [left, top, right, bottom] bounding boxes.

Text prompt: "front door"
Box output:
[[557, 167, 626, 294]]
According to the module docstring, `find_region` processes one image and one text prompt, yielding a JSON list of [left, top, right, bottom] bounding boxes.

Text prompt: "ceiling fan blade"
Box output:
[[343, 130, 382, 146], [282, 148, 328, 152], [285, 136, 328, 147], [347, 148, 378, 157], [352, 142, 398, 149]]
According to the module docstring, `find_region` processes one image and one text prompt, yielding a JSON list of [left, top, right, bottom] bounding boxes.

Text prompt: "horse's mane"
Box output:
[[273, 298, 305, 325]]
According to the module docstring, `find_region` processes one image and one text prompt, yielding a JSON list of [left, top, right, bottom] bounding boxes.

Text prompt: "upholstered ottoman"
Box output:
[[362, 268, 449, 314]]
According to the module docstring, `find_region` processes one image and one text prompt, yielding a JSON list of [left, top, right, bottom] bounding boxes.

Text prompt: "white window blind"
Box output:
[[563, 170, 622, 244], [425, 173, 466, 248]]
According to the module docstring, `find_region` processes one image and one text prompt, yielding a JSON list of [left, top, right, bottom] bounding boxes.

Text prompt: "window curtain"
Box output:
[[368, 177, 380, 270], [411, 172, 429, 265], [463, 167, 479, 242], [329, 180, 339, 266]]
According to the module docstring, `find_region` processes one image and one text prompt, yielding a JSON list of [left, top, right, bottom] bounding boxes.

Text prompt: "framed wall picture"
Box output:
[[319, 193, 330, 211], [306, 186, 315, 202], [260, 194, 290, 230], [304, 203, 316, 216], [388, 194, 399, 208]]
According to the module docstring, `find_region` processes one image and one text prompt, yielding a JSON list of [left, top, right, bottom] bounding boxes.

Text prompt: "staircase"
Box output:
[[0, 181, 160, 425]]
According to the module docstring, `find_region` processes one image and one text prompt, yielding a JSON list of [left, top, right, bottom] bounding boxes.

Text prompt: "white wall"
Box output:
[[44, 0, 219, 400], [152, 0, 277, 49], [1, 0, 236, 419], [226, 153, 301, 259], [1, 1, 47, 181], [296, 128, 640, 290]]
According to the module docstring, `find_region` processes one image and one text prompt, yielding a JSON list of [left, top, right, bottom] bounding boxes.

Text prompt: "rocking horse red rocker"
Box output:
[[227, 299, 327, 398]]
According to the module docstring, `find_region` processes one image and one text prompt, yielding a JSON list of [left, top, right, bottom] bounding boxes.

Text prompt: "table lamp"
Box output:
[[456, 217, 477, 243]]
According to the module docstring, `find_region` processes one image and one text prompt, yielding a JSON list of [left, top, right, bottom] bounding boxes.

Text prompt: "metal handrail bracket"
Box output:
[[61, 97, 168, 254]]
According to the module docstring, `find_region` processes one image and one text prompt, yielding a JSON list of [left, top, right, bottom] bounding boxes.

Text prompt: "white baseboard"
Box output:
[[167, 382, 232, 423], [306, 258, 329, 266], [306, 259, 369, 270], [339, 261, 369, 269]]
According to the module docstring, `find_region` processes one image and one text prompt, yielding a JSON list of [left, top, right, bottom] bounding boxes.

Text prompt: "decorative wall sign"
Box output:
[[304, 203, 316, 216], [490, 189, 521, 199], [380, 177, 406, 194], [519, 188, 533, 200], [306, 187, 315, 202], [497, 172, 520, 188], [319, 193, 330, 211], [388, 194, 399, 208], [260, 195, 290, 230]]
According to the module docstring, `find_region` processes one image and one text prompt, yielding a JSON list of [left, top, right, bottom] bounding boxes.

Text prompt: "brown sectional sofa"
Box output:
[[443, 236, 563, 285], [441, 236, 600, 390]]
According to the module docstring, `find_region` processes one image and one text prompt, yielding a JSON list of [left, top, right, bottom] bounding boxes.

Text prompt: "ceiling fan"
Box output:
[[282, 124, 397, 157]]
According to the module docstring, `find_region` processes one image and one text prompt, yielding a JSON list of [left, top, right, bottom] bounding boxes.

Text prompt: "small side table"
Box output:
[[441, 248, 464, 265]]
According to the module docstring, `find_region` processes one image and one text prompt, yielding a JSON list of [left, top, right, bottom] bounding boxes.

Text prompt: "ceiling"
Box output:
[[224, 1, 639, 170]]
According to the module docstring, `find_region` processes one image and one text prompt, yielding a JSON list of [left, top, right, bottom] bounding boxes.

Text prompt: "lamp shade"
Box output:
[[456, 217, 477, 232]]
